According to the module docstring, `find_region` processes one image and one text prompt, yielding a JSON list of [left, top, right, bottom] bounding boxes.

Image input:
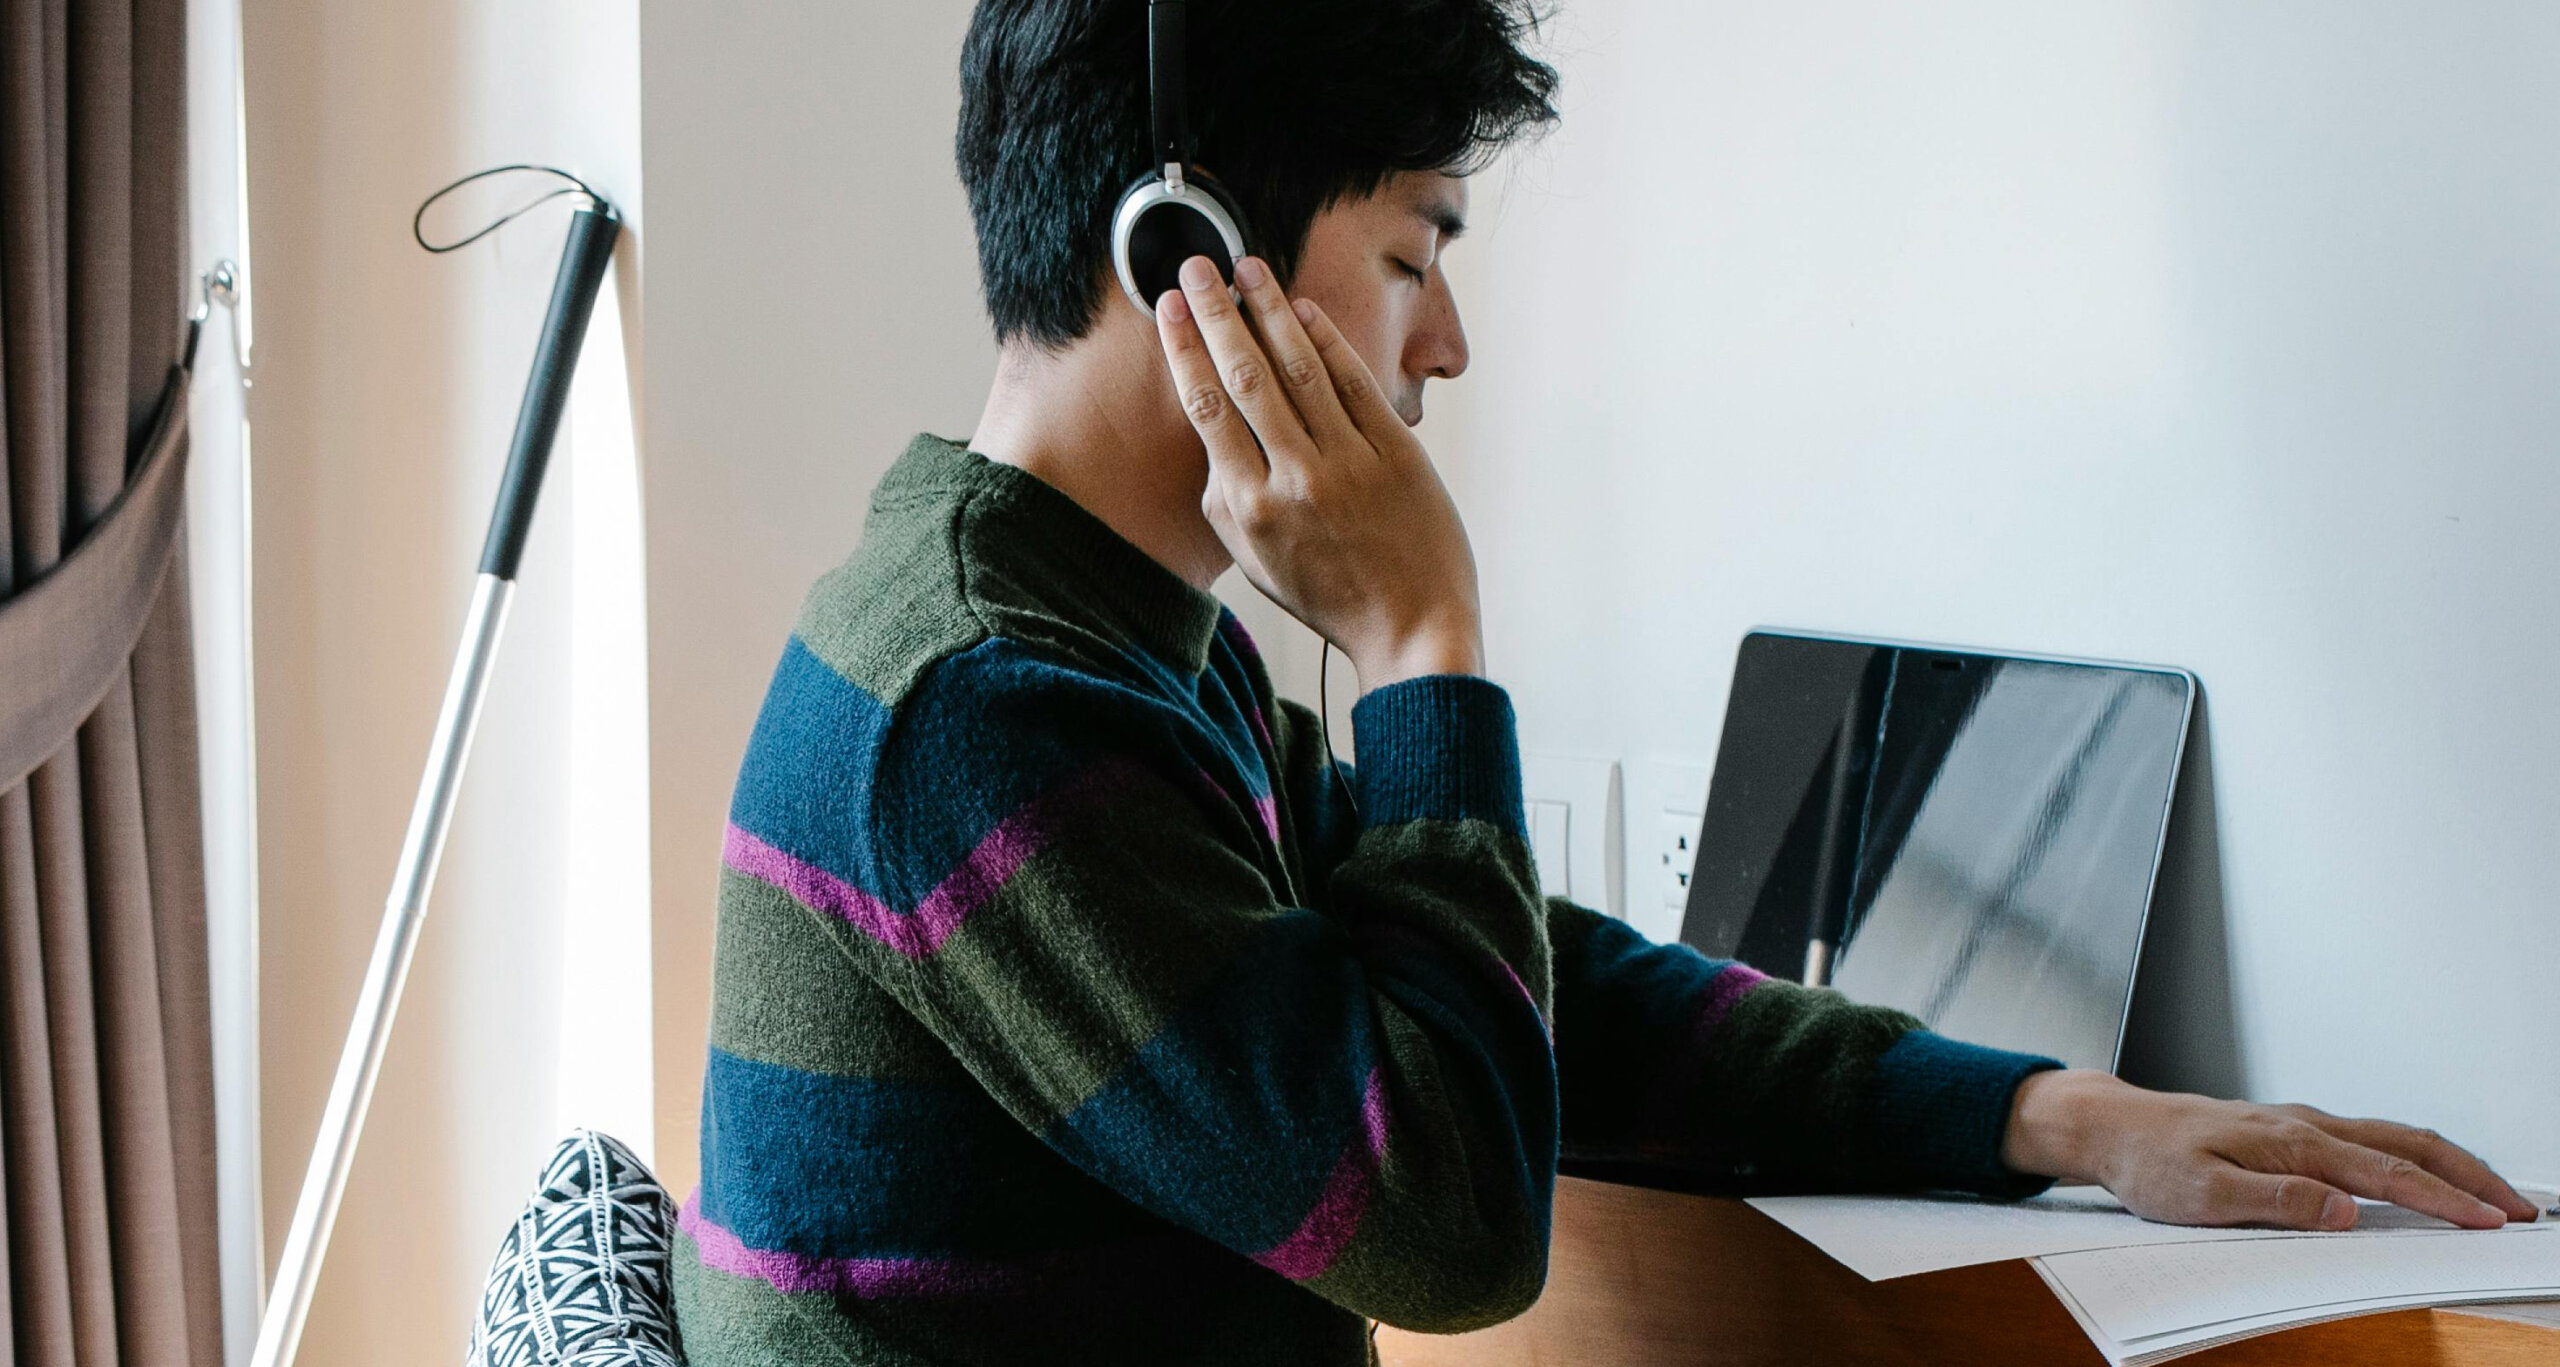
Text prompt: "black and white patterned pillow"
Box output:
[[466, 1130, 686, 1367]]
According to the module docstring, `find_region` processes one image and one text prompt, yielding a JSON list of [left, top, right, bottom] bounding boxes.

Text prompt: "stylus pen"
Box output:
[[1802, 721, 1857, 987], [1804, 662, 1889, 986]]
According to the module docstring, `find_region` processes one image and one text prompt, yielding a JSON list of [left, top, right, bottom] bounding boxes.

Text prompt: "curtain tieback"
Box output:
[[0, 365, 191, 792]]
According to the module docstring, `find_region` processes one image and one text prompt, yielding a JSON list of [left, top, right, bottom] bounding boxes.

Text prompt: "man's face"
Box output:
[[1285, 171, 1472, 426]]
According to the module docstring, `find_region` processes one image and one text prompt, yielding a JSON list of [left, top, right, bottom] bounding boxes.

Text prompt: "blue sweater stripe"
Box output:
[[1046, 911, 1384, 1256], [696, 1048, 1159, 1259], [730, 636, 1278, 921]]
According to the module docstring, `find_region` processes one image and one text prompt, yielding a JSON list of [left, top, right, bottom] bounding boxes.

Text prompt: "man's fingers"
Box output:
[[2303, 1115, 2539, 1222], [1229, 257, 1360, 449], [1156, 286, 1267, 492], [1177, 256, 1315, 474], [2199, 1168, 2361, 1231], [1294, 295, 1407, 449], [2292, 1129, 2509, 1229]]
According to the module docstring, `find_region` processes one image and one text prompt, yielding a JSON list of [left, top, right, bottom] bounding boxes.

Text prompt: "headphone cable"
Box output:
[[1318, 640, 1360, 824]]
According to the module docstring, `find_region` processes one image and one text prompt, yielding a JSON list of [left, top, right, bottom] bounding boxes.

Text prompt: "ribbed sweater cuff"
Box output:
[[1865, 1031, 2062, 1200], [1349, 675, 1525, 837]]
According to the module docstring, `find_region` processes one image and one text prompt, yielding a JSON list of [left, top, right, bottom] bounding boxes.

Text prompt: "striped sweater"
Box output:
[[672, 434, 2060, 1365]]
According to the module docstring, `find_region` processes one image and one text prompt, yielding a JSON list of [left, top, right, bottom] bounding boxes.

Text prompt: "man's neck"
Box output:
[[969, 315, 1232, 592]]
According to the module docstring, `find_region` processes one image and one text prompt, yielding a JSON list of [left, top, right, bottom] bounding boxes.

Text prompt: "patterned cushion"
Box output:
[[466, 1130, 686, 1367]]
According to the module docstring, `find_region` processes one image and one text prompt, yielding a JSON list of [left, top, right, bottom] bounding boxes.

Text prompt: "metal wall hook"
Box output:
[[185, 258, 253, 381]]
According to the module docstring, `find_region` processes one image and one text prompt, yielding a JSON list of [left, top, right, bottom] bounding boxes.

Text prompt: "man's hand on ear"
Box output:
[[2001, 1069, 2541, 1229], [1154, 253, 1483, 689]]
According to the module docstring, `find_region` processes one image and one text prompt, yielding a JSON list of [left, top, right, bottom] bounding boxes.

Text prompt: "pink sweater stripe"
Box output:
[[1253, 1068, 1389, 1281], [723, 767, 1127, 959]]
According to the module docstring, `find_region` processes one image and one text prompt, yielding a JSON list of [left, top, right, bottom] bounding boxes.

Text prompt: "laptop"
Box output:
[[1679, 630, 2195, 1073]]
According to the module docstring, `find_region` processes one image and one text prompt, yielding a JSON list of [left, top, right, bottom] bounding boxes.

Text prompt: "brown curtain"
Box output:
[[0, 0, 227, 1364]]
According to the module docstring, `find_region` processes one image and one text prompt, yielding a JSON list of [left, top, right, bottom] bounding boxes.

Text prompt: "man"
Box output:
[[671, 1, 2537, 1362]]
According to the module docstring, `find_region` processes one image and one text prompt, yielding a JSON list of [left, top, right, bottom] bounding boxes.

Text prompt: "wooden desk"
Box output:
[[1376, 1177, 2560, 1366]]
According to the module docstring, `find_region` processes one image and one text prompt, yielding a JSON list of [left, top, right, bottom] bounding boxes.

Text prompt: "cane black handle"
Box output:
[[478, 202, 622, 580]]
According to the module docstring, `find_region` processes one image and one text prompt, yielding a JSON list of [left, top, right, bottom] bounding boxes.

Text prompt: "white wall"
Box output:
[[635, 0, 2560, 1189], [244, 0, 641, 1360], [1437, 0, 2559, 1176]]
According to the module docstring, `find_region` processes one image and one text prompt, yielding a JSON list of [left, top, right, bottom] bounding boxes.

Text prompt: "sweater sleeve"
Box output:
[[1546, 901, 2061, 1198], [748, 640, 1557, 1334], [1264, 698, 2056, 1200]]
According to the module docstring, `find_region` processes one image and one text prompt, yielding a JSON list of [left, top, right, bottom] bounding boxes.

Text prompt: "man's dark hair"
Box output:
[[957, 0, 1560, 348]]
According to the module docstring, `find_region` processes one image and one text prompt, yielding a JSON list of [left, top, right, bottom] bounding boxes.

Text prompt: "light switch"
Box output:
[[1520, 752, 1623, 917], [1528, 799, 1571, 898]]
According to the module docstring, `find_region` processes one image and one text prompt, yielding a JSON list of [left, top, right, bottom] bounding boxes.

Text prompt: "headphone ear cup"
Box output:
[[1183, 168, 1254, 254], [1112, 171, 1254, 315], [1125, 198, 1237, 308]]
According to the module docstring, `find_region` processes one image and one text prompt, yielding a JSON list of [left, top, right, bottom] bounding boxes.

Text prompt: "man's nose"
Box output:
[[1415, 277, 1470, 382]]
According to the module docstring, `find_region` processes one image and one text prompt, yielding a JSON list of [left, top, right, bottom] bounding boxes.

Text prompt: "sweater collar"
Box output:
[[877, 433, 1227, 673]]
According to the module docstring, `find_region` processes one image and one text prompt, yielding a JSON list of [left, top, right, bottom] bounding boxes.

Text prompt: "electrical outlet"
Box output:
[[1657, 808, 1702, 914], [1625, 758, 1712, 944]]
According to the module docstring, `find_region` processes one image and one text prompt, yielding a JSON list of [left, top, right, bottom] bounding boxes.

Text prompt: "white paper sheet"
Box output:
[[1745, 1184, 2536, 1281], [2032, 1260, 2560, 1366], [2446, 1299, 2560, 1331], [1747, 1181, 2560, 1361], [2042, 1225, 2560, 1343]]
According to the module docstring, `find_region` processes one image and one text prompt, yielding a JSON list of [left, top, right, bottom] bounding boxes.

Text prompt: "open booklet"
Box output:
[[1749, 1183, 2560, 1365]]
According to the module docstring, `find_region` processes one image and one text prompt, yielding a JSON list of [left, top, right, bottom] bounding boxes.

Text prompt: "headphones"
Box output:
[[1111, 0, 1252, 316]]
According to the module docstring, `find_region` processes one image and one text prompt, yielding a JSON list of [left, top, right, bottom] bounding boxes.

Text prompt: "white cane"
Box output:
[[249, 185, 622, 1367]]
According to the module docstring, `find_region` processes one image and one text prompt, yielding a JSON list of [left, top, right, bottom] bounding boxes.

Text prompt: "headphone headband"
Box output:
[[1115, 0, 1248, 314], [1147, 1, 1187, 177]]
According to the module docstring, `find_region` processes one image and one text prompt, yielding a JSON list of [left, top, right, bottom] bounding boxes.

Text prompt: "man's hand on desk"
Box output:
[[2000, 1069, 2542, 1231]]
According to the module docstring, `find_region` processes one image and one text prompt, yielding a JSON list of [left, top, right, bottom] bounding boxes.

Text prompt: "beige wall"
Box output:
[[635, 1, 998, 1196], [244, 0, 639, 1359]]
